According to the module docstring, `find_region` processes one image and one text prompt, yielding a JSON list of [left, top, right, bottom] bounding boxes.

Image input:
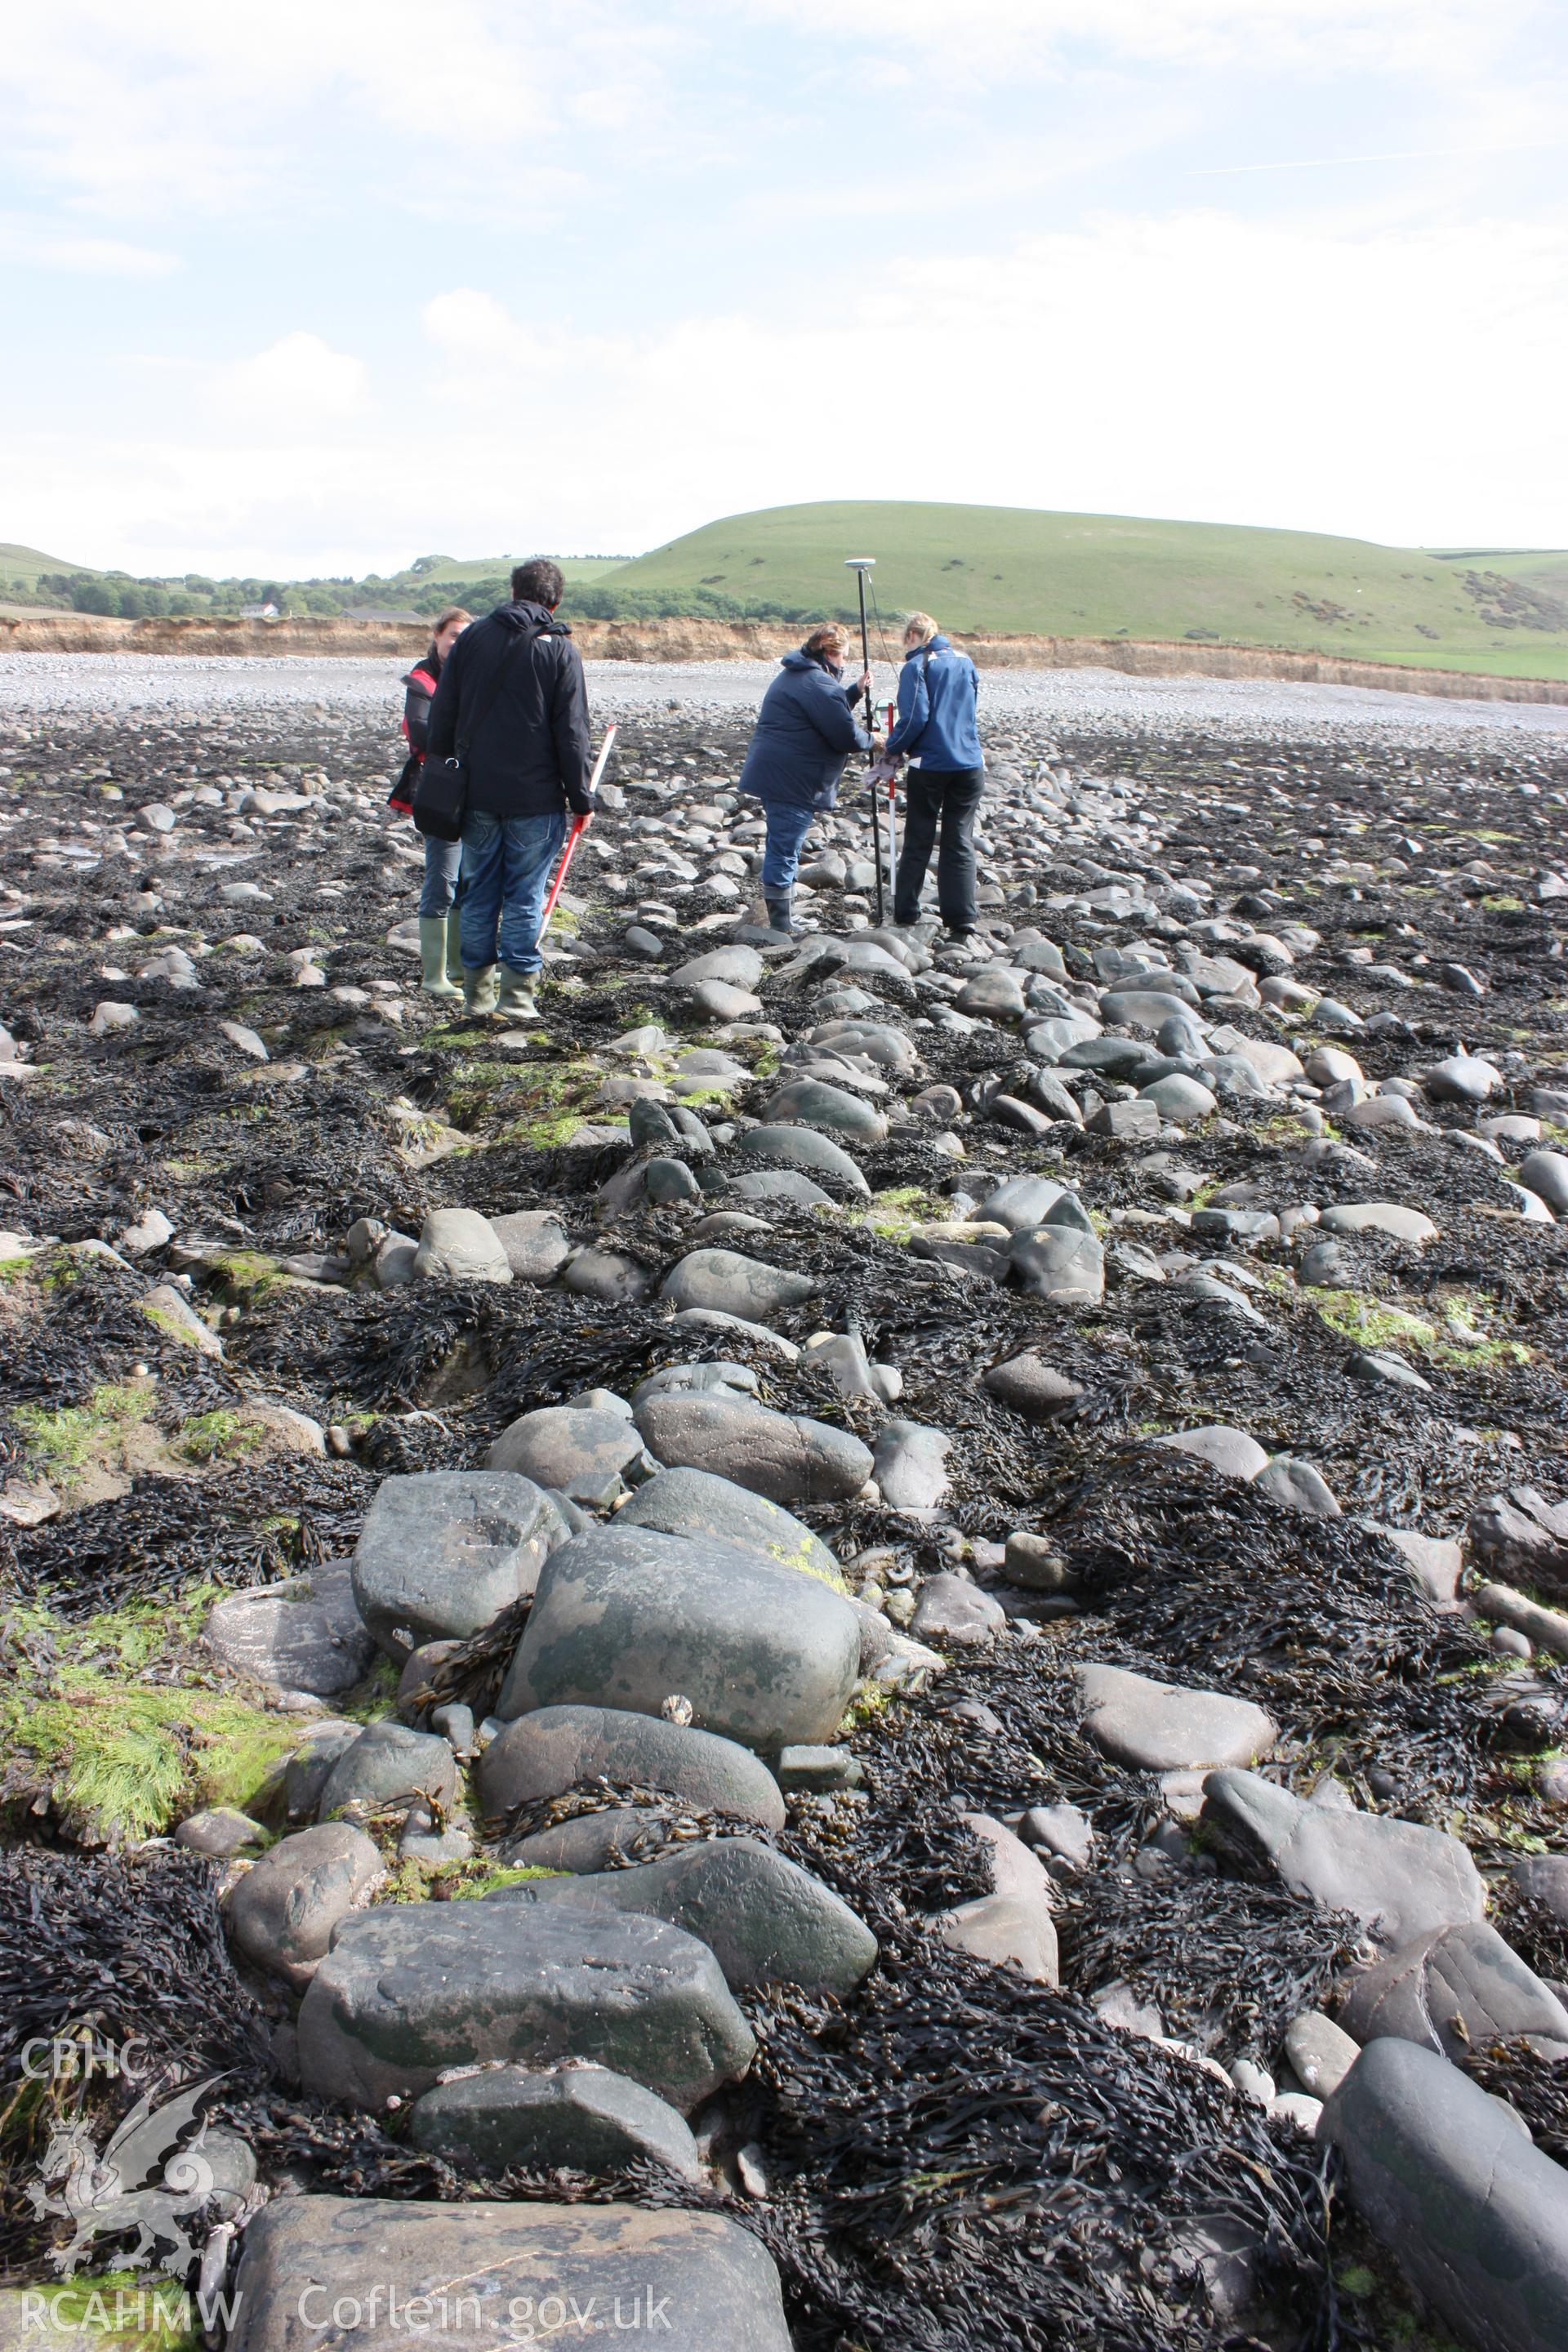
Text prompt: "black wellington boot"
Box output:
[[764, 893, 795, 937]]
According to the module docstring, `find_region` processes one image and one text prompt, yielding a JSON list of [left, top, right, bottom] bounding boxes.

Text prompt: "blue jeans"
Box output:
[[417, 832, 462, 917], [459, 809, 567, 976], [761, 800, 817, 894]]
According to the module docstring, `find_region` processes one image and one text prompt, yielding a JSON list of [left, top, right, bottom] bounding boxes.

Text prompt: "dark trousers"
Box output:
[[894, 765, 985, 929]]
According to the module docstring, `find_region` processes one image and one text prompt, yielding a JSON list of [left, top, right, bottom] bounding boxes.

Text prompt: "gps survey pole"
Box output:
[[845, 558, 884, 920]]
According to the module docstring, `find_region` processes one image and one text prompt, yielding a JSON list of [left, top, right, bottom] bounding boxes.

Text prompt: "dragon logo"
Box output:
[[27, 2075, 225, 2279]]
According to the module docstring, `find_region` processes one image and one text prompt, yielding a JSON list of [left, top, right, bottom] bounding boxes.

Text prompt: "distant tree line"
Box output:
[[6, 563, 854, 630]]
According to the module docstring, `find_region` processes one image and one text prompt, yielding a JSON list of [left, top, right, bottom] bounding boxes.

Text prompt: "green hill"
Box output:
[[608, 501, 1568, 681], [398, 554, 628, 588], [0, 542, 92, 592]]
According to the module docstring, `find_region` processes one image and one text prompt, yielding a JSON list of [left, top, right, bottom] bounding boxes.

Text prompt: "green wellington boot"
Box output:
[[444, 907, 465, 982], [418, 916, 461, 1000], [495, 967, 541, 1022], [462, 964, 500, 1017]]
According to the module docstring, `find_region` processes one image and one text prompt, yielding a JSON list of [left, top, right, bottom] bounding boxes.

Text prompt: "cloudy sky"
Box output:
[[2, 0, 1564, 576]]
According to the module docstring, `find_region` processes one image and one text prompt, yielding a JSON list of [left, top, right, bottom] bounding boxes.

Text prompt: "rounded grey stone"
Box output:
[[297, 1898, 755, 2113], [1200, 1768, 1484, 1946], [497, 1522, 861, 1751], [494, 1836, 877, 1995], [229, 2198, 792, 2352], [634, 1392, 873, 1505], [659, 1247, 816, 1325], [488, 1209, 572, 1283], [1008, 1226, 1105, 1305], [1075, 1663, 1276, 1771], [1517, 1149, 1568, 1214], [1319, 2038, 1568, 2352], [205, 1560, 376, 1697], [477, 1701, 786, 1832], [226, 1823, 384, 1989], [735, 1123, 870, 1196], [1254, 1454, 1341, 1517], [350, 1471, 568, 1656], [484, 1406, 648, 1504], [982, 1354, 1084, 1415], [616, 1465, 842, 1585], [1336, 1920, 1568, 2059], [408, 2063, 701, 2180], [413, 1207, 512, 1284], [316, 1721, 458, 1821], [764, 1077, 887, 1141], [1153, 1425, 1268, 1480], [870, 1420, 951, 1512]]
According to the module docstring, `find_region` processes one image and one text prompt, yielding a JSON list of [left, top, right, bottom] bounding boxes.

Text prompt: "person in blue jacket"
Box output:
[[737, 623, 871, 933], [886, 611, 984, 939]]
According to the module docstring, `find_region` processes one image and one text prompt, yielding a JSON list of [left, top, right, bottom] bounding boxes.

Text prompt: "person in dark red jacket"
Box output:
[[389, 605, 470, 999], [425, 558, 598, 1019]]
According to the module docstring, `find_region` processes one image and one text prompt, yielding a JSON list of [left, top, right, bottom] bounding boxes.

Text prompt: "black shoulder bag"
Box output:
[[412, 627, 532, 843]]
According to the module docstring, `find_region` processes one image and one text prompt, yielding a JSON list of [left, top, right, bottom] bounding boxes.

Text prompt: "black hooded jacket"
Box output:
[[425, 599, 595, 818]]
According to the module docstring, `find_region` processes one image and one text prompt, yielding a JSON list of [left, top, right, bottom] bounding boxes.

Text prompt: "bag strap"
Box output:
[[457, 624, 538, 758]]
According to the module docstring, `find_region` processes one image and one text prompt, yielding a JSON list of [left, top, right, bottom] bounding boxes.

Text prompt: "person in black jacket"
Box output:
[[425, 557, 599, 1018], [737, 624, 871, 933], [389, 606, 470, 1000]]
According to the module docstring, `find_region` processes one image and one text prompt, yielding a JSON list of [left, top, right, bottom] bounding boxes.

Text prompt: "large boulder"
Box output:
[[296, 1900, 755, 2113], [1317, 1203, 1438, 1246], [484, 1406, 648, 1506], [413, 1208, 512, 1283], [225, 1824, 384, 1989], [764, 1077, 887, 1141], [228, 2198, 791, 2352], [1469, 1489, 1568, 1603], [316, 1722, 458, 1821], [633, 1392, 872, 1505], [492, 1838, 877, 1995], [1201, 1770, 1484, 1946], [616, 1467, 844, 1586], [476, 1703, 786, 1833], [1336, 1921, 1568, 2059], [658, 1249, 816, 1326], [1075, 1664, 1276, 1772], [1153, 1425, 1268, 1481], [408, 2064, 701, 2180], [982, 1352, 1084, 1416], [734, 1123, 871, 1196], [350, 1472, 568, 1657], [1009, 1226, 1104, 1306], [972, 1175, 1066, 1233], [497, 1523, 861, 1751], [1319, 2038, 1568, 2352], [488, 1209, 572, 1283], [205, 1560, 376, 1697], [871, 1420, 951, 1512]]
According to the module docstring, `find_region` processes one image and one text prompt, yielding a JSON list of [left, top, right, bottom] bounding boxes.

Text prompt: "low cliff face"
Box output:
[[2, 610, 1562, 704]]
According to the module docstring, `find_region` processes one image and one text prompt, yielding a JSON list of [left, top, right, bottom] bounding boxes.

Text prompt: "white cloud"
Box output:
[[214, 334, 371, 425], [738, 0, 1540, 79], [416, 205, 1568, 555], [0, 2, 679, 213], [7, 205, 1566, 574], [0, 218, 177, 274]]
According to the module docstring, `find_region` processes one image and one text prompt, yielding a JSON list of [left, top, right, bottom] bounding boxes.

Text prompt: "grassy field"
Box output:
[[0, 541, 91, 590], [9, 510, 1568, 680], [397, 553, 629, 588], [608, 502, 1568, 681]]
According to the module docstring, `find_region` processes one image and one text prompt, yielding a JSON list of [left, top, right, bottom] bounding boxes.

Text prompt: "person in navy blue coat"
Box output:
[[737, 624, 871, 933], [886, 611, 984, 939]]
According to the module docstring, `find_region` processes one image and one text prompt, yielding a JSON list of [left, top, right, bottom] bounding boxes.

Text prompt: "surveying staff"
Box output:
[[425, 558, 598, 1021], [887, 612, 984, 942], [737, 624, 872, 934], [389, 607, 471, 1000]]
